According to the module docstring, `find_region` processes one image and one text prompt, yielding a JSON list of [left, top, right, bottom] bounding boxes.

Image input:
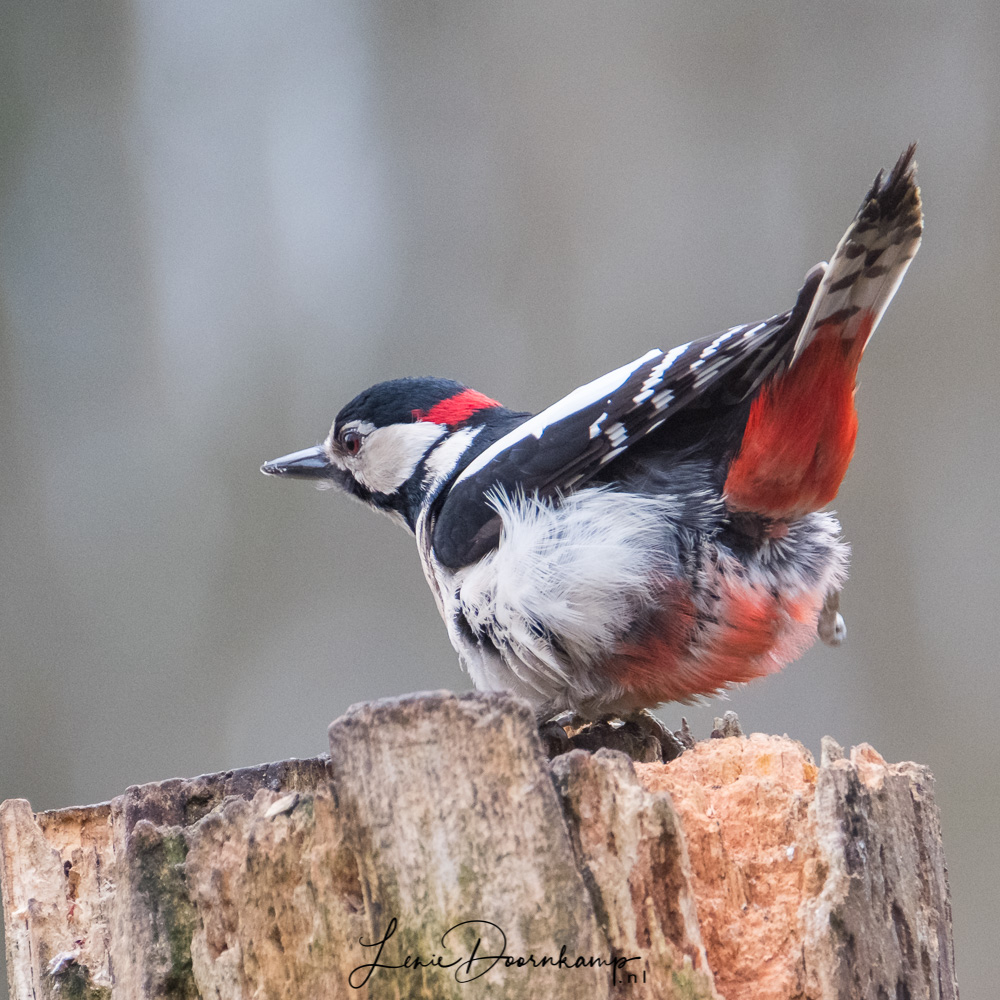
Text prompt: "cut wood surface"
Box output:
[[1, 691, 958, 999]]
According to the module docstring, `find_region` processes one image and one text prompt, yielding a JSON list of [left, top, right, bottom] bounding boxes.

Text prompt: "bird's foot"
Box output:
[[622, 710, 686, 761], [818, 589, 847, 646], [538, 718, 573, 758], [540, 710, 685, 763]]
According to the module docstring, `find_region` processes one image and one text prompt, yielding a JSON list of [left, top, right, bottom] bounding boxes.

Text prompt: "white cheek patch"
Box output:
[[353, 422, 445, 495]]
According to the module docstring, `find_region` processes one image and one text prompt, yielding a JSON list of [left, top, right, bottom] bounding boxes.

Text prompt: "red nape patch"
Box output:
[[412, 389, 502, 426], [724, 311, 875, 520]]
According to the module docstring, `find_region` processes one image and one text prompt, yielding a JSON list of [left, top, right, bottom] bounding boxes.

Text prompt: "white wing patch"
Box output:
[[635, 344, 686, 399], [456, 348, 663, 485], [699, 326, 742, 359], [605, 421, 628, 447], [588, 412, 609, 439], [693, 358, 731, 388], [652, 388, 674, 411]]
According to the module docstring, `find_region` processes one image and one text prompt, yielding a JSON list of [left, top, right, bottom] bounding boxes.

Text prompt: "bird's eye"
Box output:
[[340, 429, 364, 456]]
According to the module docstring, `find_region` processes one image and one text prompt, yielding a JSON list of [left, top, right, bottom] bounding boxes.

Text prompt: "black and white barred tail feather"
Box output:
[[791, 144, 922, 365]]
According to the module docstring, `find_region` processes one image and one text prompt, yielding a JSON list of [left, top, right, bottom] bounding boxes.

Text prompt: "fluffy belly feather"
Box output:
[[425, 485, 848, 718]]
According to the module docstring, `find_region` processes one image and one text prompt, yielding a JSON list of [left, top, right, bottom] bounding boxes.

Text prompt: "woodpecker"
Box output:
[[263, 147, 922, 724]]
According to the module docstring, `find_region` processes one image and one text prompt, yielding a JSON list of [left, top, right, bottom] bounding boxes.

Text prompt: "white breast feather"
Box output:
[[456, 487, 681, 680]]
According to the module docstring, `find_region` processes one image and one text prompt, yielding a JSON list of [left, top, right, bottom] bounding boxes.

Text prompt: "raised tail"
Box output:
[[791, 144, 923, 365], [724, 147, 923, 520]]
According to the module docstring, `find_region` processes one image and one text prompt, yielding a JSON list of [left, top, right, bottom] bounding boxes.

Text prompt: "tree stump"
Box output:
[[1, 691, 958, 999]]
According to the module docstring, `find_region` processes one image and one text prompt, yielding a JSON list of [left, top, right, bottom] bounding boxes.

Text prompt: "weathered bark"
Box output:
[[1, 691, 958, 999]]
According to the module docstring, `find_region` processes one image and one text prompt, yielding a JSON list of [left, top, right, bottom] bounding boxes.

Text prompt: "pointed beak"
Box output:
[[261, 445, 335, 479]]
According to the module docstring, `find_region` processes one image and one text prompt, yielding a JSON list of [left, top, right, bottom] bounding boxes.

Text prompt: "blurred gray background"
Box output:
[[1, 1, 996, 995]]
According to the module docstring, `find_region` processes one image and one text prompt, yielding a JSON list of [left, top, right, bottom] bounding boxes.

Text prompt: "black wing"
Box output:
[[432, 268, 824, 569]]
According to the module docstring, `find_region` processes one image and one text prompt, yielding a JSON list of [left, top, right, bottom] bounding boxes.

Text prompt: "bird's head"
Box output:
[[261, 377, 508, 528]]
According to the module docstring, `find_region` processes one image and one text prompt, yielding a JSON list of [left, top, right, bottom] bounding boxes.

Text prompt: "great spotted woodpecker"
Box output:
[[263, 147, 921, 724]]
